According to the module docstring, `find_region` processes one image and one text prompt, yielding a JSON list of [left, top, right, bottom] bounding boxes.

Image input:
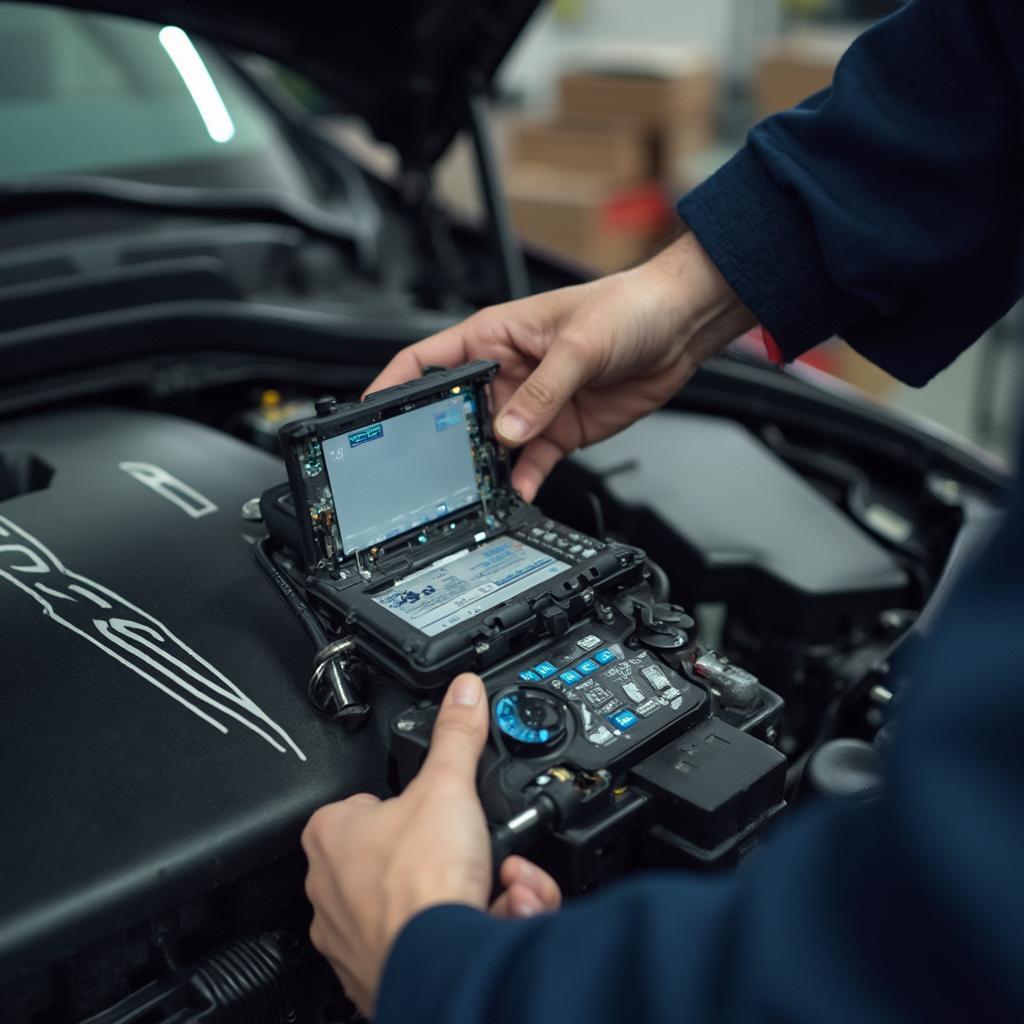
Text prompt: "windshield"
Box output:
[[0, 2, 317, 198]]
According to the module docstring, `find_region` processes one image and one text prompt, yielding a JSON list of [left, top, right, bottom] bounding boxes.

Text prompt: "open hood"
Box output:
[[30, 0, 542, 170]]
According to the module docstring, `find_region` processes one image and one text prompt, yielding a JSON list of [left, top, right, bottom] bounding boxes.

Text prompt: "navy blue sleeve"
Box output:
[[377, 467, 1024, 1022], [678, 0, 1024, 385]]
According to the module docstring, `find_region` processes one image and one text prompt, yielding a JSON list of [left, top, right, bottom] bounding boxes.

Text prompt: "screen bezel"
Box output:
[[280, 361, 502, 572], [324, 392, 482, 556]]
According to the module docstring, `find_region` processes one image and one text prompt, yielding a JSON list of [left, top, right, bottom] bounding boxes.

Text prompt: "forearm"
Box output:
[[679, 0, 1024, 385], [631, 230, 758, 367]]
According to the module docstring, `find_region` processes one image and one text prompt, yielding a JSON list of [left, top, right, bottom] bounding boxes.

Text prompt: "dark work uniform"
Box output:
[[378, 1, 1024, 1020]]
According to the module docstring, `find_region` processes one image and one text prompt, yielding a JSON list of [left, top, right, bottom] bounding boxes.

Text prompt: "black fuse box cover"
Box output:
[[551, 412, 910, 639], [628, 717, 786, 857]]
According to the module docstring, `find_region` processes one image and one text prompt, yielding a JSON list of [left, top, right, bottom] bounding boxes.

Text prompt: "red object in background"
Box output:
[[759, 327, 784, 367], [600, 184, 675, 235], [795, 343, 840, 375], [751, 327, 842, 376]]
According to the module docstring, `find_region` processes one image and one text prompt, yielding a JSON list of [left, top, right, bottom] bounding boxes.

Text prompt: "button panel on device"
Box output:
[[514, 520, 606, 566], [505, 627, 698, 754]]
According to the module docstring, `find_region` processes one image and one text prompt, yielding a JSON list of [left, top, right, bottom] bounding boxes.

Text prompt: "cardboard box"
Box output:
[[556, 55, 719, 182], [754, 35, 853, 119], [558, 64, 717, 132], [511, 116, 652, 183], [505, 165, 675, 274]]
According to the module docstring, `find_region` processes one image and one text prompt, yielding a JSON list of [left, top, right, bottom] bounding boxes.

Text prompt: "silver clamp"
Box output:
[[308, 637, 370, 730]]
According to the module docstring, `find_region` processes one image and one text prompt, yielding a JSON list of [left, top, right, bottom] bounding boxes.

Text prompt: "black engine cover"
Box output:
[[0, 408, 401, 979]]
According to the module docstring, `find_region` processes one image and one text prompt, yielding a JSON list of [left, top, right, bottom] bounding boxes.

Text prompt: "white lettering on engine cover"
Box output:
[[119, 462, 218, 519], [0, 515, 305, 760]]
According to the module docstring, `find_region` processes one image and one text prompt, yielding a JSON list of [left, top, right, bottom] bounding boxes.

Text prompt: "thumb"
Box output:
[[495, 340, 590, 447], [419, 674, 490, 786]]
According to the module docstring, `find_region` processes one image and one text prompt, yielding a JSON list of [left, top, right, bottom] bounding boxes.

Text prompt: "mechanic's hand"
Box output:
[[370, 232, 755, 501], [489, 854, 562, 921], [302, 673, 560, 1018]]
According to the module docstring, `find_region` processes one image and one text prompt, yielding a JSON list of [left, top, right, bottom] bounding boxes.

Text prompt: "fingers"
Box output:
[[510, 437, 567, 503], [365, 322, 472, 396], [489, 857, 562, 919], [500, 856, 562, 911], [417, 674, 489, 786], [494, 339, 590, 448], [490, 883, 545, 920]]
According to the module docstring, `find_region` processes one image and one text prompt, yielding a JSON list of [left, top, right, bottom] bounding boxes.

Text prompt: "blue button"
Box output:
[[576, 659, 599, 676], [518, 670, 541, 682], [559, 669, 582, 686], [609, 709, 639, 731], [533, 661, 557, 678], [594, 648, 616, 665]]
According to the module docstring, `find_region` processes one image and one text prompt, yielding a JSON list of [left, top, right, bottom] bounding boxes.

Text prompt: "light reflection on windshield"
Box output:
[[157, 26, 235, 145], [0, 3, 315, 196]]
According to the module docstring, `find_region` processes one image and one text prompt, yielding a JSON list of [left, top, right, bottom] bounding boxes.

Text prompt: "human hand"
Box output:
[[370, 232, 755, 501], [302, 674, 561, 1018]]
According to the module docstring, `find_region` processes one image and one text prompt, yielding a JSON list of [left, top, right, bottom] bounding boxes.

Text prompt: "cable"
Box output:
[[646, 557, 672, 603], [253, 538, 328, 649], [254, 538, 371, 729]]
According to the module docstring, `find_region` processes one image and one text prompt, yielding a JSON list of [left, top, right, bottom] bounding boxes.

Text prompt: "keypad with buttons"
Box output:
[[497, 624, 704, 759], [516, 519, 606, 565]]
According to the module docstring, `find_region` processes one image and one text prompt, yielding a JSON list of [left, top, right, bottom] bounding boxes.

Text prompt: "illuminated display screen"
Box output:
[[322, 395, 480, 554], [372, 537, 570, 636]]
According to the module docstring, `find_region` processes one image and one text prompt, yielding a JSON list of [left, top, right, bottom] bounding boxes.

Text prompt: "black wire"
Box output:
[[586, 491, 607, 541], [646, 557, 672, 603], [253, 538, 329, 650]]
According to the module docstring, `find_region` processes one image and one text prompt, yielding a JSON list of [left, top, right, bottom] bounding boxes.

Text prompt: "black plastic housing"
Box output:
[[629, 717, 787, 867], [546, 412, 911, 640]]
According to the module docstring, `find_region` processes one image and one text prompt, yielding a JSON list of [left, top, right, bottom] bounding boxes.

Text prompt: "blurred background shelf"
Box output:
[[324, 0, 1020, 461]]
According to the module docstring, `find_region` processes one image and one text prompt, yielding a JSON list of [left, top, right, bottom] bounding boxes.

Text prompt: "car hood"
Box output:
[[25, 0, 542, 170]]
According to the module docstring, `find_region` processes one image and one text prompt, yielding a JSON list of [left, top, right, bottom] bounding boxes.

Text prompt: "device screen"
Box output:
[[322, 394, 480, 555], [372, 537, 570, 636]]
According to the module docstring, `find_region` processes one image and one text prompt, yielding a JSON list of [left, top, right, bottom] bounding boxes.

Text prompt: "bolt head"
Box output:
[[241, 497, 263, 522]]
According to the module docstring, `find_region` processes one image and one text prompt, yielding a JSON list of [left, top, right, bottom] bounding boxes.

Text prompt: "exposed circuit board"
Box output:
[[289, 370, 509, 574], [461, 387, 497, 527], [301, 439, 343, 564]]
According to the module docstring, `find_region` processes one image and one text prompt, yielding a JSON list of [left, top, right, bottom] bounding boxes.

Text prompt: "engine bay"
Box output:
[[0, 345, 1005, 1023]]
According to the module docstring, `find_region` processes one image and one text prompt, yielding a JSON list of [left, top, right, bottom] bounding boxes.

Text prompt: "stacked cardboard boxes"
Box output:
[[754, 32, 855, 119], [505, 52, 719, 274]]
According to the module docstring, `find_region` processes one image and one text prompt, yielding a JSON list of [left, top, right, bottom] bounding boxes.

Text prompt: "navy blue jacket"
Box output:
[[378, 2, 1024, 1020]]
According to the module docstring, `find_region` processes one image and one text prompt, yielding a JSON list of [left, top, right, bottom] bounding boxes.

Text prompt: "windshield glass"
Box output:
[[0, 2, 317, 197]]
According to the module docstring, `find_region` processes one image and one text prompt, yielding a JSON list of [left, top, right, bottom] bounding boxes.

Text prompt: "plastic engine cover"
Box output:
[[0, 407, 409, 980]]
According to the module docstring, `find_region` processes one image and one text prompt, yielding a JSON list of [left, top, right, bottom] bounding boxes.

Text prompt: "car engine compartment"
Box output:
[[0, 347, 1006, 1023]]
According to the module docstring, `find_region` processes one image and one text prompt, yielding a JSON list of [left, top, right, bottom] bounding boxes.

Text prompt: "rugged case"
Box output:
[[276, 362, 649, 691]]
